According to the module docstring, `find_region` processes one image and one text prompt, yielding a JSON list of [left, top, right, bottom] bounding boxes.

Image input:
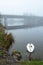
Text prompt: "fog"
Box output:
[[0, 0, 43, 16]]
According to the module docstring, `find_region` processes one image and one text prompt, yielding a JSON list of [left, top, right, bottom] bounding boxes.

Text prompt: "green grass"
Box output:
[[19, 61, 43, 65], [0, 59, 43, 65]]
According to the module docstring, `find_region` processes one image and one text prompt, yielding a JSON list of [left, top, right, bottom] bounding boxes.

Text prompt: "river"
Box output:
[[7, 26, 43, 60]]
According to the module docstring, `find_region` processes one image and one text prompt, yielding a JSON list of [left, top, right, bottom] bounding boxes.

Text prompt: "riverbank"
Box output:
[[0, 56, 20, 65], [0, 58, 43, 65]]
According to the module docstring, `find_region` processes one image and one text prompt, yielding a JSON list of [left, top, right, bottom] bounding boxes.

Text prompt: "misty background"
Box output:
[[0, 0, 43, 60], [0, 0, 43, 16]]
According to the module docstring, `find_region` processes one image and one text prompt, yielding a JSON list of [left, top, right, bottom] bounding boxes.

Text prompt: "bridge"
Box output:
[[1, 15, 30, 30], [1, 15, 29, 18]]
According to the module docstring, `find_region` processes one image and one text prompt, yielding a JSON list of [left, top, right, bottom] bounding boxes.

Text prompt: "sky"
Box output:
[[0, 0, 43, 16]]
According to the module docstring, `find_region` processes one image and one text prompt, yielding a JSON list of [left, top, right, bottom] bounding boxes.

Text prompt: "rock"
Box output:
[[12, 50, 22, 61]]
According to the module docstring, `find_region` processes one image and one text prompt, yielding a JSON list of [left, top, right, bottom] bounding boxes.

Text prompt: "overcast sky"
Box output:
[[0, 0, 43, 16]]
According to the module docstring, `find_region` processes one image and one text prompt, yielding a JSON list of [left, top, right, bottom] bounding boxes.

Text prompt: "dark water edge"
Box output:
[[7, 26, 43, 60]]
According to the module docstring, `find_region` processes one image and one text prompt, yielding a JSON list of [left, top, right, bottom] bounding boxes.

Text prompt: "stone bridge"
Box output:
[[0, 15, 29, 30]]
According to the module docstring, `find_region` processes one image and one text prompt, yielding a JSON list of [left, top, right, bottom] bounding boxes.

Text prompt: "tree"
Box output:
[[2, 33, 14, 51], [0, 23, 14, 51]]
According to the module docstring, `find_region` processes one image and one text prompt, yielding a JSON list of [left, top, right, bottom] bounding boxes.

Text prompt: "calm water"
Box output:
[[8, 26, 43, 60]]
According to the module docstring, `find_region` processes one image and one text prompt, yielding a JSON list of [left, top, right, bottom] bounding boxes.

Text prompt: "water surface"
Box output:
[[8, 26, 43, 60]]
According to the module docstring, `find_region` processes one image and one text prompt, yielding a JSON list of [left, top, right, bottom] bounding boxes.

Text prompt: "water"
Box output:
[[8, 26, 43, 60]]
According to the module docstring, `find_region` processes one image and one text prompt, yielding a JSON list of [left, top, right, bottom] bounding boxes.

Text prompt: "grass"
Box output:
[[19, 61, 43, 65], [0, 59, 43, 65]]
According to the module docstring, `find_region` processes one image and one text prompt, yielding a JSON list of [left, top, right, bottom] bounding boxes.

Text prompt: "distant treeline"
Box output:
[[23, 16, 43, 27]]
